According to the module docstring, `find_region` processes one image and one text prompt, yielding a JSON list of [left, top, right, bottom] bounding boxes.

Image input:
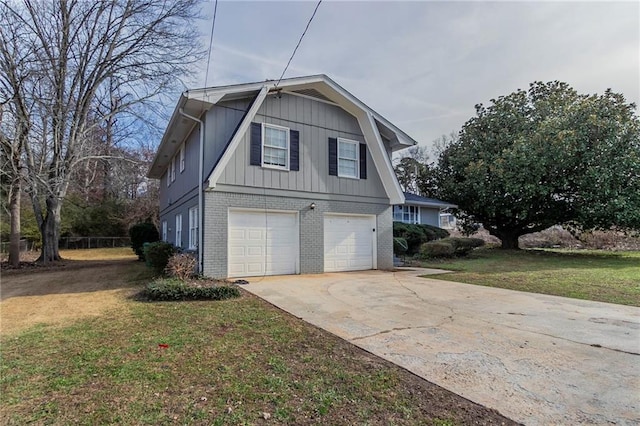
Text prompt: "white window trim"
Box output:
[[175, 214, 182, 248], [337, 137, 359, 179], [161, 220, 167, 241], [170, 157, 176, 182], [393, 205, 420, 224], [188, 206, 198, 250], [261, 123, 290, 171], [179, 145, 185, 173]]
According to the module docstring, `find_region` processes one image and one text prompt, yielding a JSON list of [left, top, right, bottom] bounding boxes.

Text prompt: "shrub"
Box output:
[[446, 237, 485, 255], [143, 278, 241, 301], [393, 237, 408, 256], [419, 237, 485, 259], [129, 222, 159, 260], [393, 222, 449, 255], [420, 241, 455, 258], [166, 253, 197, 280], [143, 241, 176, 274]]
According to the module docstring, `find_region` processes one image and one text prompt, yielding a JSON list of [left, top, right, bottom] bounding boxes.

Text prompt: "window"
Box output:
[[262, 124, 289, 169], [175, 214, 182, 247], [166, 170, 170, 187], [439, 213, 455, 229], [338, 138, 359, 178], [161, 220, 167, 241], [179, 145, 185, 172], [250, 122, 299, 171], [170, 157, 176, 182], [188, 206, 198, 250], [393, 206, 419, 224]]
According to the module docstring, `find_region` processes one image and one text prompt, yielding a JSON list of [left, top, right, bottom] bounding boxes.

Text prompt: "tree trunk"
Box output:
[[37, 196, 62, 263], [499, 233, 521, 250], [8, 180, 21, 267]]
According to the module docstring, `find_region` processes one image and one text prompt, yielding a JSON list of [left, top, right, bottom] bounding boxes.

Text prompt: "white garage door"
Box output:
[[228, 210, 298, 278], [324, 214, 375, 272]]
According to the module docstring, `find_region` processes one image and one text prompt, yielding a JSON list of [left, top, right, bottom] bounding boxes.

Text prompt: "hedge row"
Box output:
[[143, 278, 240, 301], [419, 237, 485, 259]]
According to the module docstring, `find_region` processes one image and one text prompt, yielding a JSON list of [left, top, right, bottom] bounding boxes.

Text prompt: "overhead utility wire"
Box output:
[[274, 0, 322, 89], [204, 0, 219, 92]]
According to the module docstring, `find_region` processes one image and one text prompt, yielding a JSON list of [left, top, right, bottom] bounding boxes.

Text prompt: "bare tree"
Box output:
[[1, 0, 203, 263], [0, 9, 36, 266]]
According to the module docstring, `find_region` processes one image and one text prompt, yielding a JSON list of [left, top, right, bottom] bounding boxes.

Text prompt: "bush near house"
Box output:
[[165, 253, 197, 280], [143, 241, 176, 274], [142, 278, 240, 301], [129, 222, 159, 260], [420, 237, 485, 259], [393, 222, 449, 255]]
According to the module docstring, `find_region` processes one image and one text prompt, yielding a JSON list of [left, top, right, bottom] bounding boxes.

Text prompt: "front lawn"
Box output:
[[419, 249, 640, 306], [0, 265, 515, 425]]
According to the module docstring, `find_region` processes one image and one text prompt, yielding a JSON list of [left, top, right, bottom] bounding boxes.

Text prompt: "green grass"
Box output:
[[419, 249, 640, 306], [0, 276, 512, 425]]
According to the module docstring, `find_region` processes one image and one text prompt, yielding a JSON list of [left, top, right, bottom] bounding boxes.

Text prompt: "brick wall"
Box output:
[[202, 190, 393, 278]]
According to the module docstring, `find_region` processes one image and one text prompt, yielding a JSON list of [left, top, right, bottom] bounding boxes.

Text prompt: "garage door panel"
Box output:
[[324, 215, 374, 272], [230, 247, 245, 256], [229, 210, 298, 278]]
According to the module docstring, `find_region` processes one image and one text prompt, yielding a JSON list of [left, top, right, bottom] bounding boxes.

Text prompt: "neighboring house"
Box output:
[[393, 192, 457, 228], [148, 75, 417, 278], [439, 212, 457, 230]]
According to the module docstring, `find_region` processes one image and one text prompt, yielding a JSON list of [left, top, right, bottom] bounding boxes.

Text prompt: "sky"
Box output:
[[188, 0, 639, 157]]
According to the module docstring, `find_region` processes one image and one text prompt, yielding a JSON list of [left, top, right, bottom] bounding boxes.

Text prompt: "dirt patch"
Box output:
[[0, 261, 145, 335]]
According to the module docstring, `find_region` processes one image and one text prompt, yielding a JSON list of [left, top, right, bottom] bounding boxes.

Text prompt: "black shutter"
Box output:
[[359, 143, 367, 179], [290, 130, 299, 171], [328, 137, 337, 176], [249, 122, 262, 166]]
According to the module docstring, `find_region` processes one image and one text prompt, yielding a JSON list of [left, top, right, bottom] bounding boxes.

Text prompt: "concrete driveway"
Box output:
[[243, 268, 640, 426]]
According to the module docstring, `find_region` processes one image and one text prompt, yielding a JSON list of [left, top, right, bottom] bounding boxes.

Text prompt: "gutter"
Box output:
[[178, 108, 204, 274]]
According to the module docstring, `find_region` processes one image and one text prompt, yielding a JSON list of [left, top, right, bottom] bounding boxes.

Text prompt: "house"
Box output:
[[393, 192, 457, 228], [148, 75, 417, 278]]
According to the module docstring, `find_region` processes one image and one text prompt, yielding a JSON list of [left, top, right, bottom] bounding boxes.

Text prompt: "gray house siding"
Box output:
[[203, 98, 252, 178], [217, 93, 387, 198], [159, 127, 199, 213], [159, 99, 251, 250], [159, 191, 198, 249], [202, 189, 393, 279], [159, 124, 200, 249], [419, 207, 440, 227]]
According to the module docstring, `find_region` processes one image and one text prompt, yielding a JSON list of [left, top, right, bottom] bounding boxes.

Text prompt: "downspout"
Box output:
[[179, 108, 204, 274]]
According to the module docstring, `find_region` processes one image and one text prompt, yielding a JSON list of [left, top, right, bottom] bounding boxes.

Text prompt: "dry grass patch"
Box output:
[[1, 262, 152, 334], [59, 247, 136, 261]]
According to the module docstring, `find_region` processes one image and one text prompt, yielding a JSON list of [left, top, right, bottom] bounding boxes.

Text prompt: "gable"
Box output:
[[216, 93, 387, 198], [150, 75, 417, 205]]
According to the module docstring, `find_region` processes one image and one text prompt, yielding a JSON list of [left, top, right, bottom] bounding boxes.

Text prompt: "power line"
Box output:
[[204, 0, 219, 91], [274, 0, 322, 88]]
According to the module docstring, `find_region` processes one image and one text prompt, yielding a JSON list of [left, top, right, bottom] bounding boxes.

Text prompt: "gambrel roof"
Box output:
[[149, 75, 417, 205]]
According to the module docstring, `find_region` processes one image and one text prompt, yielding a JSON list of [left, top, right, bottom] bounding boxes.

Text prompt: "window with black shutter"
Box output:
[[329, 137, 367, 179], [249, 122, 299, 172]]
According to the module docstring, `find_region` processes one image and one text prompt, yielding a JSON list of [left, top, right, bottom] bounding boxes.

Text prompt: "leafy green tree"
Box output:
[[437, 81, 640, 249]]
